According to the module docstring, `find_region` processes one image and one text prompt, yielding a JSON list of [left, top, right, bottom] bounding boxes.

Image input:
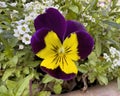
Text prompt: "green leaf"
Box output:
[[116, 17, 120, 24], [117, 77, 120, 90], [88, 52, 97, 62], [97, 75, 108, 85], [8, 36, 18, 47], [14, 74, 33, 96], [112, 0, 118, 9], [88, 72, 96, 83], [95, 36, 102, 57], [23, 67, 29, 75], [42, 74, 54, 84], [0, 52, 5, 61], [38, 91, 51, 96], [85, 0, 98, 11], [6, 80, 17, 90], [0, 85, 8, 93], [69, 5, 79, 14], [53, 83, 62, 94], [90, 0, 98, 8], [103, 20, 120, 29], [2, 68, 15, 81], [78, 64, 88, 73], [6, 55, 18, 67]]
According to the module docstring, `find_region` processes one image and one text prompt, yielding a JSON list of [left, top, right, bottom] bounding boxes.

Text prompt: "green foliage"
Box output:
[[42, 74, 55, 84], [14, 74, 33, 96], [38, 91, 51, 96], [0, 0, 120, 95], [117, 77, 120, 90], [53, 82, 62, 94]]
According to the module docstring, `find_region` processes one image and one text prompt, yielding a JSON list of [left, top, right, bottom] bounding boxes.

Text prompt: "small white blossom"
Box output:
[[9, 2, 17, 7], [21, 34, 31, 45], [109, 47, 117, 58], [42, 0, 54, 7], [13, 29, 21, 39], [22, 0, 26, 3], [0, 1, 7, 7], [104, 46, 120, 69], [23, 2, 34, 11], [109, 47, 120, 58], [112, 59, 120, 69], [103, 53, 111, 62], [82, 13, 96, 23], [16, 20, 26, 25], [0, 27, 3, 33], [98, 2, 105, 8], [19, 44, 24, 50], [91, 18, 95, 22], [25, 12, 38, 21], [10, 10, 19, 19], [84, 23, 88, 27], [97, 0, 112, 8], [16, 24, 30, 35]]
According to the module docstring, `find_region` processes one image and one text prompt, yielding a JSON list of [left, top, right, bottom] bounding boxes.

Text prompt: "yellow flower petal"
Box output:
[[59, 56, 78, 74], [63, 33, 80, 60], [36, 31, 62, 59], [40, 56, 59, 70]]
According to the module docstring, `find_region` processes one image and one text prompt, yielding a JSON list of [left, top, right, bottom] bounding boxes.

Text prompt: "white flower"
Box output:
[[23, 2, 34, 11], [111, 59, 120, 68], [16, 20, 26, 25], [13, 29, 21, 38], [19, 44, 24, 50], [25, 12, 38, 21], [103, 53, 111, 62], [9, 2, 17, 7], [0, 27, 3, 33], [91, 18, 96, 22], [0, 1, 7, 7], [22, 0, 26, 3], [42, 0, 54, 6], [109, 47, 117, 58], [34, 1, 42, 11], [10, 10, 19, 19], [21, 34, 31, 45], [98, 2, 105, 7], [17, 24, 30, 34], [84, 23, 88, 27]]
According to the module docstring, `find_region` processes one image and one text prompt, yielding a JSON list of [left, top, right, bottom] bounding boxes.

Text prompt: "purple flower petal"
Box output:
[[65, 20, 86, 37], [41, 67, 76, 80], [65, 20, 94, 59], [76, 30, 94, 59], [34, 8, 66, 41], [31, 28, 50, 54]]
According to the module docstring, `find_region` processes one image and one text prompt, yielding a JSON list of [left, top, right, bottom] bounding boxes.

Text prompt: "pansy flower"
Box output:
[[31, 8, 94, 80]]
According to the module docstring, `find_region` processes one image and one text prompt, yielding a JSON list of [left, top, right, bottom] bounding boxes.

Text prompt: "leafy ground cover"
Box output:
[[0, 0, 120, 96]]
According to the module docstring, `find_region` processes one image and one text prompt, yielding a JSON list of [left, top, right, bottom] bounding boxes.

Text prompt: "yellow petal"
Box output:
[[63, 33, 80, 60], [36, 31, 62, 59], [40, 56, 59, 70], [60, 56, 78, 74]]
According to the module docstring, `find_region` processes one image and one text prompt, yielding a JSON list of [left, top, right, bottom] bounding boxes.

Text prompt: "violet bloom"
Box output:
[[31, 8, 94, 80]]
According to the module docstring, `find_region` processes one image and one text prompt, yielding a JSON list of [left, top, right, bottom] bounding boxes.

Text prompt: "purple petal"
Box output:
[[65, 20, 86, 37], [76, 30, 94, 59], [31, 28, 50, 54], [41, 67, 76, 80], [34, 8, 66, 41]]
